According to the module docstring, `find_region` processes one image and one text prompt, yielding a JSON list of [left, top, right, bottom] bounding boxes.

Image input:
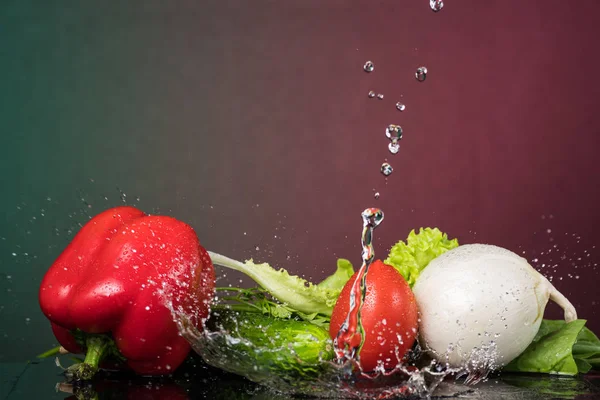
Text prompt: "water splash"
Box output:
[[333, 208, 384, 364], [159, 210, 490, 397], [178, 316, 459, 398]]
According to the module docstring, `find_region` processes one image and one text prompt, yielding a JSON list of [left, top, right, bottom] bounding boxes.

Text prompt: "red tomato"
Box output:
[[329, 259, 419, 372]]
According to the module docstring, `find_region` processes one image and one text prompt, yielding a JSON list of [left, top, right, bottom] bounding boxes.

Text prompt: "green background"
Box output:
[[2, 0, 599, 367]]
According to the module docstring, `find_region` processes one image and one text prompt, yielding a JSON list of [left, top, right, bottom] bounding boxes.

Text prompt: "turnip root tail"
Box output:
[[547, 281, 578, 322]]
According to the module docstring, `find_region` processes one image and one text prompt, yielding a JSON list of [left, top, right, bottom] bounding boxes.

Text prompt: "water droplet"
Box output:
[[377, 93, 384, 100], [416, 66, 428, 82], [430, 0, 444, 12], [368, 90, 376, 98], [364, 61, 374, 72], [362, 208, 384, 229], [374, 192, 380, 199], [388, 141, 400, 154], [386, 124, 403, 140], [396, 102, 406, 111], [381, 163, 393, 176]]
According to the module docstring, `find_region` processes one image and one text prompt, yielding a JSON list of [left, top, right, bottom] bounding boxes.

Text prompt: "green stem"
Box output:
[[65, 336, 110, 381], [213, 303, 262, 313], [37, 346, 62, 359]]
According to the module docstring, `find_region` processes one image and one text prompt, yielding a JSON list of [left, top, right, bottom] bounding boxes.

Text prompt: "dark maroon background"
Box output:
[[189, 1, 600, 326], [1, 0, 599, 359]]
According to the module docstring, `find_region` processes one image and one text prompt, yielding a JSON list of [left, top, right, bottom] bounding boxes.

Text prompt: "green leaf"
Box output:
[[384, 227, 459, 287], [575, 326, 600, 343], [214, 287, 331, 328], [574, 358, 592, 374], [572, 326, 600, 370], [584, 357, 600, 370], [317, 258, 354, 290], [504, 319, 587, 375], [209, 252, 343, 316], [572, 326, 600, 362], [573, 343, 600, 359]]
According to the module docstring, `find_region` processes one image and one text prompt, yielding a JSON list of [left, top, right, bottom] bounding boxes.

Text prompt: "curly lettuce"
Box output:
[[208, 252, 353, 317], [384, 227, 458, 287]]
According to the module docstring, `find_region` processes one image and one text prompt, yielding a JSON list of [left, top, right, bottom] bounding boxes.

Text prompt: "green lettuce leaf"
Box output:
[[317, 258, 354, 290], [384, 227, 459, 287], [572, 323, 600, 372], [504, 319, 600, 375], [209, 252, 353, 317]]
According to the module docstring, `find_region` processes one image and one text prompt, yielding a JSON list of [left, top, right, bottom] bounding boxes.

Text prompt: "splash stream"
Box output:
[[333, 208, 384, 364]]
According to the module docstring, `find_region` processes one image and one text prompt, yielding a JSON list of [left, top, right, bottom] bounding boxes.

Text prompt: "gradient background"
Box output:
[[1, 0, 599, 363]]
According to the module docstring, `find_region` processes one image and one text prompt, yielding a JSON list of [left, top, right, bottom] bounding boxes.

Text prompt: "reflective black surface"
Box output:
[[3, 357, 599, 400]]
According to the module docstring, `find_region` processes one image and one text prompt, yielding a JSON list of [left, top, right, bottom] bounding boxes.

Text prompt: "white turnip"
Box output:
[[412, 244, 577, 369]]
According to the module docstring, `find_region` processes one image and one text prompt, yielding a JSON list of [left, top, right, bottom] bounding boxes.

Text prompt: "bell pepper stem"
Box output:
[[38, 346, 62, 359], [38, 346, 69, 358], [65, 336, 109, 381]]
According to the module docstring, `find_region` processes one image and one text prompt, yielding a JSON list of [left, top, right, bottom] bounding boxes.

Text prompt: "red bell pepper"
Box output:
[[39, 206, 215, 380]]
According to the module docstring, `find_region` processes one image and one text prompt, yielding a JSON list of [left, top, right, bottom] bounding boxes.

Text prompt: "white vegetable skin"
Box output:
[[412, 244, 577, 368]]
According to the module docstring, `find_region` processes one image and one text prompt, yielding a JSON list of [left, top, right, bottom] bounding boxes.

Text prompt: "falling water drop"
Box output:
[[388, 141, 400, 154], [381, 163, 393, 176], [396, 102, 406, 111], [385, 124, 403, 140], [430, 0, 444, 12], [377, 93, 384, 100], [416, 66, 428, 82], [368, 90, 376, 98], [364, 61, 374, 72]]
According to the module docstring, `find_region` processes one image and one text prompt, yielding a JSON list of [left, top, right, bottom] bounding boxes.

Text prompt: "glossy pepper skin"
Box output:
[[39, 206, 215, 379]]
